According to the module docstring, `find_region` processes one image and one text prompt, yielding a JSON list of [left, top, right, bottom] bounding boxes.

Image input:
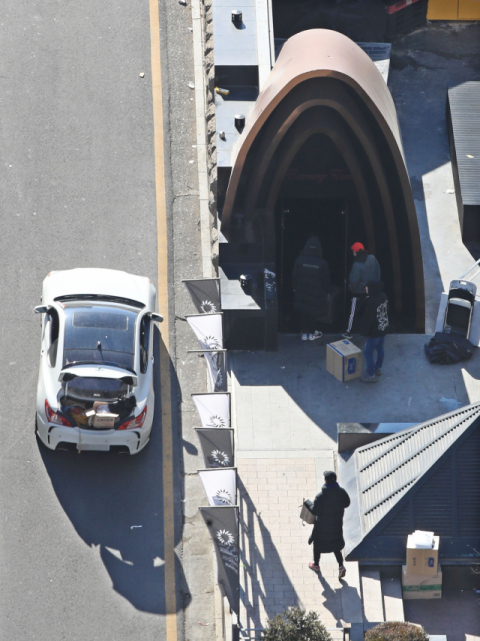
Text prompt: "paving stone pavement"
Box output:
[[237, 457, 362, 635]]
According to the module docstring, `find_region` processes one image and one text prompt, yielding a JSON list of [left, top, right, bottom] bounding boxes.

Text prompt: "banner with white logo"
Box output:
[[183, 278, 221, 314], [189, 349, 227, 393], [186, 313, 223, 350], [204, 349, 227, 393], [192, 393, 230, 427], [199, 468, 237, 507], [200, 506, 239, 615], [195, 428, 234, 468]]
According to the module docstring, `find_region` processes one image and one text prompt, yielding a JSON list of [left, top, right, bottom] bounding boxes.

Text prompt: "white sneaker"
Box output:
[[301, 333, 308, 341], [309, 331, 322, 341]]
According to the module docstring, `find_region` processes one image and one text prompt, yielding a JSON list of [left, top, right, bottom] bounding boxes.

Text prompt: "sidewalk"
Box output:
[[237, 455, 362, 639], [231, 333, 480, 636], [232, 334, 480, 456]]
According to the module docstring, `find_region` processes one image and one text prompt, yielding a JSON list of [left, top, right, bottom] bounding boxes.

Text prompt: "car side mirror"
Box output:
[[34, 305, 49, 314], [150, 313, 164, 323]]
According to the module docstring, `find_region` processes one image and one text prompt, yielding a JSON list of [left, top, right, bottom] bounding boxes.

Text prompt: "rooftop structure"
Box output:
[[339, 403, 480, 563]]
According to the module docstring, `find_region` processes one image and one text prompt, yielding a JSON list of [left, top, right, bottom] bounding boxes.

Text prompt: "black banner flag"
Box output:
[[200, 506, 239, 615], [183, 278, 221, 314], [195, 428, 234, 468]]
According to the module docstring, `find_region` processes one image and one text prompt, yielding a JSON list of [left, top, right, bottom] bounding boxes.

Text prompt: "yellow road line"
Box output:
[[149, 0, 177, 638]]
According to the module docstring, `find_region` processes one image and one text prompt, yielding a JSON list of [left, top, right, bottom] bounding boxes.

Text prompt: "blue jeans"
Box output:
[[364, 336, 385, 377]]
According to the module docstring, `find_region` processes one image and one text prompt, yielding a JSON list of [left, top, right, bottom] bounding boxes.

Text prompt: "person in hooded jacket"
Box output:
[[304, 471, 350, 579], [360, 280, 389, 383], [343, 242, 380, 340], [293, 236, 331, 341]]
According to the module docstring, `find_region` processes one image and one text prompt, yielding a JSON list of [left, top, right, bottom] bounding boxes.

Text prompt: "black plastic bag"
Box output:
[[424, 331, 475, 365]]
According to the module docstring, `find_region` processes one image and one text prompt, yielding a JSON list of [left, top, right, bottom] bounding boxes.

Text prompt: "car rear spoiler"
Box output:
[[59, 365, 138, 387]]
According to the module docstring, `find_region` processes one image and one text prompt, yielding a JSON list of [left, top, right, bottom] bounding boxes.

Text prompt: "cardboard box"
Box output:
[[93, 412, 118, 428], [92, 402, 118, 428], [326, 339, 362, 382], [402, 565, 442, 600], [406, 535, 440, 575]]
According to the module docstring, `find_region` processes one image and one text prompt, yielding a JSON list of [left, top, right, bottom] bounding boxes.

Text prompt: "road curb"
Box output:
[[191, 0, 216, 278]]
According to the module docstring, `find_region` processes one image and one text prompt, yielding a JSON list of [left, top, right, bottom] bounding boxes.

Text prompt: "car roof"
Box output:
[[42, 268, 153, 307]]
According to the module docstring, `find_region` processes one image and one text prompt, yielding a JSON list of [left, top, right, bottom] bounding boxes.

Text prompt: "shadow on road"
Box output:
[[38, 329, 189, 614]]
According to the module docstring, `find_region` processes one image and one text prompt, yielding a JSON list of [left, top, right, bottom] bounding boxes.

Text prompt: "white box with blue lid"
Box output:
[[326, 339, 362, 382]]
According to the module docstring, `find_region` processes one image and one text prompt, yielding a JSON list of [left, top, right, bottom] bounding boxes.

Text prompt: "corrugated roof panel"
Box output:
[[457, 427, 480, 536], [448, 82, 480, 205], [379, 502, 410, 536], [355, 403, 480, 536], [413, 458, 454, 536], [364, 482, 413, 532]]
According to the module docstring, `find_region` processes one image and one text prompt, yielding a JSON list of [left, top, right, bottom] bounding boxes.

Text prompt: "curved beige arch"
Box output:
[[220, 29, 424, 330], [241, 82, 403, 316], [264, 110, 376, 252], [223, 29, 405, 227]]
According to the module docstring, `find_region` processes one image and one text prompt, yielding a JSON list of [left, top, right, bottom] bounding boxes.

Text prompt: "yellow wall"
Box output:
[[428, 0, 480, 19], [427, 0, 459, 20], [458, 0, 480, 19]]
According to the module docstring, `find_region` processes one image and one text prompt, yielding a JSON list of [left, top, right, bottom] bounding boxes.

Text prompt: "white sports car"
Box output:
[[34, 268, 163, 455]]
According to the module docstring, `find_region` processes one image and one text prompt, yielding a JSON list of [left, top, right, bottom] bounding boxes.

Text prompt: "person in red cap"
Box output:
[[342, 242, 380, 340]]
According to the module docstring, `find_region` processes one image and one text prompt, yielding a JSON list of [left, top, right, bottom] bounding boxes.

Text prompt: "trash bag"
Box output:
[[424, 331, 475, 365]]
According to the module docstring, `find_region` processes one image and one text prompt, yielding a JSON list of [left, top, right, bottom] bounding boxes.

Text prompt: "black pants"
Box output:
[[300, 312, 316, 334], [314, 543, 343, 567]]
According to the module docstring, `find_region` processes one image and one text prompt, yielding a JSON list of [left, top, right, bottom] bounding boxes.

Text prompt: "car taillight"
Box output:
[[117, 407, 147, 430], [45, 400, 72, 427]]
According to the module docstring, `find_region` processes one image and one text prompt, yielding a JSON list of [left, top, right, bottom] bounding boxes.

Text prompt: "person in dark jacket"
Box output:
[[304, 471, 351, 579], [293, 236, 331, 341], [360, 280, 389, 383], [343, 242, 381, 340]]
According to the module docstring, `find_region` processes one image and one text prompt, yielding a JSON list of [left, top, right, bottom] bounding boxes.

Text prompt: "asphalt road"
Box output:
[[0, 1, 204, 639]]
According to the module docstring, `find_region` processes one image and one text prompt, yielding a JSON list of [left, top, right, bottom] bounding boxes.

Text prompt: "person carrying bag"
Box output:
[[303, 471, 350, 579]]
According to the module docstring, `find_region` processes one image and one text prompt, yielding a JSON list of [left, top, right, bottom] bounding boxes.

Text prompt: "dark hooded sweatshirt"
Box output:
[[348, 250, 380, 295], [361, 280, 389, 338], [292, 237, 331, 317]]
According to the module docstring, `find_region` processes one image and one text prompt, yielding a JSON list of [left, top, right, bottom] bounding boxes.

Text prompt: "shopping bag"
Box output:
[[299, 502, 316, 525]]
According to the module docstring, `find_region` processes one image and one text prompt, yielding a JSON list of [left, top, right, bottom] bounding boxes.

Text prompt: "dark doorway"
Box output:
[[277, 197, 348, 333]]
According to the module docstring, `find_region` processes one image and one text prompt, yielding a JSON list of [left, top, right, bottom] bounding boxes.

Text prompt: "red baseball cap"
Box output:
[[351, 242, 364, 252]]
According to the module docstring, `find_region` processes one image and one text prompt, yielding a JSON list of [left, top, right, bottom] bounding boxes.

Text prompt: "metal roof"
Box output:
[[448, 82, 480, 205], [355, 402, 480, 535], [215, 91, 256, 167], [213, 0, 258, 66]]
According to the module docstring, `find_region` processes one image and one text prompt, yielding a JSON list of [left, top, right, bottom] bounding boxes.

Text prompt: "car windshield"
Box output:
[[63, 304, 138, 371], [65, 376, 130, 401]]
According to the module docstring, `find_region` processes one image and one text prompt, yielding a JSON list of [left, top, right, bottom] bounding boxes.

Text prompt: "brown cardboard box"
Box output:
[[326, 339, 362, 382], [406, 535, 440, 575], [402, 565, 442, 600]]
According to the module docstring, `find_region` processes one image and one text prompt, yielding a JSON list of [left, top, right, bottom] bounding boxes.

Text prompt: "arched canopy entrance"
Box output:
[[220, 30, 424, 348]]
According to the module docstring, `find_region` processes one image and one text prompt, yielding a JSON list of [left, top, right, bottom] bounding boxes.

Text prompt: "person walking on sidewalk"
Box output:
[[360, 280, 389, 383], [304, 471, 350, 579], [342, 242, 380, 340], [293, 236, 331, 341]]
